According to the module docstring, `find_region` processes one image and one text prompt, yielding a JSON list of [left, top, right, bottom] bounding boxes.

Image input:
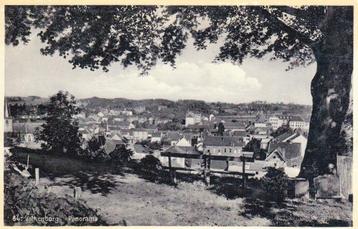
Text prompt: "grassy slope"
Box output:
[[10, 148, 352, 226]]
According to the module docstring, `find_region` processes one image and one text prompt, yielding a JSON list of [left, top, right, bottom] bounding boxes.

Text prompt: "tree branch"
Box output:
[[269, 6, 305, 17], [259, 7, 315, 46]]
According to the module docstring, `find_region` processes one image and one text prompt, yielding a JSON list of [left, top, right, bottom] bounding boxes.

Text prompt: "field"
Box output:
[[10, 148, 353, 226]]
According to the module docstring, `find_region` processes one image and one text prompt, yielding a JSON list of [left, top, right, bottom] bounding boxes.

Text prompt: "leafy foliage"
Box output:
[[35, 91, 81, 155], [243, 138, 266, 160], [109, 144, 133, 164], [139, 155, 162, 181], [82, 136, 107, 161], [5, 6, 327, 73], [5, 6, 354, 178], [4, 169, 105, 226], [217, 122, 225, 136], [261, 167, 289, 202]]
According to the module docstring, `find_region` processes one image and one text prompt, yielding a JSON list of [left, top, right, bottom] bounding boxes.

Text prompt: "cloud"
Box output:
[[6, 34, 313, 105], [84, 62, 262, 103]]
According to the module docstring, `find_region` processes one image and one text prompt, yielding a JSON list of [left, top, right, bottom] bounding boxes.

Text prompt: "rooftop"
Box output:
[[290, 116, 304, 122], [268, 142, 301, 160], [204, 136, 245, 147], [163, 146, 200, 155]]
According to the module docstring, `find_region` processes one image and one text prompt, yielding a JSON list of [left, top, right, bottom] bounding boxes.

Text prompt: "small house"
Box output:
[[266, 142, 302, 168]]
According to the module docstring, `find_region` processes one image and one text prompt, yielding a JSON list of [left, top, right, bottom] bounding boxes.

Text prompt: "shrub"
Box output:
[[139, 155, 162, 181], [109, 144, 133, 164], [261, 167, 289, 202], [4, 170, 106, 226]]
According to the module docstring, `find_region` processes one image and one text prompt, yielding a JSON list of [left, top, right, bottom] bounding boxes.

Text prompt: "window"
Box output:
[[273, 156, 276, 159]]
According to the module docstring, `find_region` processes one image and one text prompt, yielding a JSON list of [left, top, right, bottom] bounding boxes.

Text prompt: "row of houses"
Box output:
[[160, 130, 306, 177], [5, 100, 308, 180], [269, 115, 309, 131]]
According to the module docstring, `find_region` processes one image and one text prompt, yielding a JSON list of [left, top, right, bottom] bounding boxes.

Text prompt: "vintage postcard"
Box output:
[[2, 0, 356, 227]]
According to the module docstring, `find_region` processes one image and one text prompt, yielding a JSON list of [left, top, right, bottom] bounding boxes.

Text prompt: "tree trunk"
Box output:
[[299, 7, 353, 180]]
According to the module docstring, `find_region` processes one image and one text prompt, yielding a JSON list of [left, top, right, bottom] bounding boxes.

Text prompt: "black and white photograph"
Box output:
[[3, 3, 354, 226]]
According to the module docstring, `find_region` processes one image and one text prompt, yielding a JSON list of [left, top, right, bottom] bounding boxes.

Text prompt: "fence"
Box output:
[[337, 155, 352, 199], [160, 151, 255, 193]]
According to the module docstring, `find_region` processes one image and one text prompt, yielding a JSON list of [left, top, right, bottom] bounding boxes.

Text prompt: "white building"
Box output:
[[132, 129, 149, 141], [185, 112, 202, 127], [269, 116, 284, 130], [150, 132, 163, 143], [269, 115, 291, 130], [282, 134, 308, 157], [121, 110, 133, 116], [4, 103, 13, 133], [133, 106, 146, 114], [289, 116, 310, 131], [176, 137, 192, 147], [254, 122, 267, 128]]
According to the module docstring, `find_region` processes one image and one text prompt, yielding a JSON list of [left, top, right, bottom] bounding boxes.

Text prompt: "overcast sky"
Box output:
[[5, 33, 315, 105]]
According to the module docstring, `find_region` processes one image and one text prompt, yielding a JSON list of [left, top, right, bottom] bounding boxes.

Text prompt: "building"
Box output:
[[203, 136, 245, 156], [155, 118, 172, 125], [132, 143, 151, 160], [289, 116, 310, 131], [150, 132, 163, 143], [231, 130, 251, 144], [254, 122, 267, 128], [272, 132, 307, 158], [269, 116, 288, 130], [204, 136, 252, 171], [12, 120, 44, 137], [24, 133, 35, 143], [163, 131, 182, 146], [157, 105, 167, 111], [266, 142, 302, 167], [103, 138, 126, 155], [132, 129, 149, 141], [161, 145, 201, 168], [260, 137, 273, 150], [176, 137, 192, 147], [269, 115, 309, 131], [253, 126, 271, 136], [185, 112, 202, 127], [4, 103, 13, 133], [79, 128, 92, 141], [133, 106, 146, 114], [120, 110, 133, 116], [283, 134, 307, 157]]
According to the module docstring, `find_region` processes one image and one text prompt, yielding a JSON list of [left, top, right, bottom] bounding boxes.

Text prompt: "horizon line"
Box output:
[[5, 94, 312, 106]]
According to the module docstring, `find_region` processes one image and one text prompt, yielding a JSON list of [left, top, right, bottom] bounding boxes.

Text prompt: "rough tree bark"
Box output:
[[299, 7, 353, 180]]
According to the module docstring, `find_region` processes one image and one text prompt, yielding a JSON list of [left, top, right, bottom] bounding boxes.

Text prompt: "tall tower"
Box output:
[[4, 101, 13, 133], [5, 101, 9, 118]]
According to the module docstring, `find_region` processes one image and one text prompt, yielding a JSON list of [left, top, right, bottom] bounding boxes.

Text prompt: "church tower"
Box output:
[[4, 101, 13, 133]]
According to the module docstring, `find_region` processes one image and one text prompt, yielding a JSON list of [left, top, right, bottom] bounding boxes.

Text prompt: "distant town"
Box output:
[[4, 96, 312, 178]]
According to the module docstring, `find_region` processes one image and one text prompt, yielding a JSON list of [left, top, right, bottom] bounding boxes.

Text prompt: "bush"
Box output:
[[4, 170, 106, 226], [139, 155, 162, 181], [109, 145, 133, 164], [261, 167, 289, 202]]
